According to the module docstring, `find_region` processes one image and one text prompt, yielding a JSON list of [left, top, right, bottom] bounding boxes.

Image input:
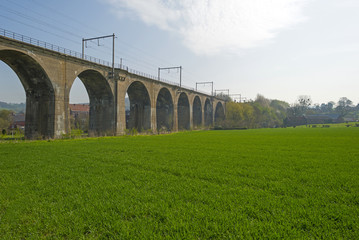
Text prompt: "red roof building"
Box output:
[[69, 104, 89, 114]]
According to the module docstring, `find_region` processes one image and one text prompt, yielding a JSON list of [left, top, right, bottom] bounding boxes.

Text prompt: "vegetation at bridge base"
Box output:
[[222, 94, 289, 129], [70, 112, 89, 137], [0, 109, 13, 132], [0, 128, 358, 239], [0, 109, 24, 140]]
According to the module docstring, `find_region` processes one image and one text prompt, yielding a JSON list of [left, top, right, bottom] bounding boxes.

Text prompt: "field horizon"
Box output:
[[1, 128, 358, 238]]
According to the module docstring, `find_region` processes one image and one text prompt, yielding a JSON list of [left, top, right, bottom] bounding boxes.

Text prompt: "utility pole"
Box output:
[[229, 94, 242, 102], [196, 81, 214, 96], [82, 34, 116, 79], [82, 33, 117, 134], [158, 66, 182, 89], [214, 89, 229, 97]]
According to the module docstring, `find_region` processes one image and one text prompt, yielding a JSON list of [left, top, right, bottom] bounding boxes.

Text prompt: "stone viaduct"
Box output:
[[0, 33, 226, 139]]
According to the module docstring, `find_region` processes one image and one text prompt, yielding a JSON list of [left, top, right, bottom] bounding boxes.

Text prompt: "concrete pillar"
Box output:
[[46, 58, 68, 138], [201, 101, 205, 128], [189, 101, 193, 130], [117, 80, 127, 135], [54, 94, 67, 138], [173, 91, 178, 132], [212, 100, 216, 126], [150, 83, 157, 133]]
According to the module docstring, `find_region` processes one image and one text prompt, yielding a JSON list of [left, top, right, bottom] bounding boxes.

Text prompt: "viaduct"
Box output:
[[0, 31, 226, 139]]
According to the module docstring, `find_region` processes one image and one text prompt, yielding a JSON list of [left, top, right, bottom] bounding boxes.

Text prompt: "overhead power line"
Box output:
[[0, 0, 217, 92], [0, 14, 79, 45], [0, 3, 82, 40]]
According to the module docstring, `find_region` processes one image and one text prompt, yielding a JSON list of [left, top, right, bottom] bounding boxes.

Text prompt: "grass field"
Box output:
[[0, 128, 358, 239]]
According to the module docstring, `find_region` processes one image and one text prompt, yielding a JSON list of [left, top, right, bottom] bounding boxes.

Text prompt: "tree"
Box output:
[[215, 92, 231, 102], [327, 101, 335, 112], [225, 95, 289, 129], [0, 109, 13, 131], [271, 100, 289, 125], [255, 94, 270, 108], [225, 101, 244, 127], [287, 104, 301, 118], [336, 97, 353, 117], [298, 95, 312, 114]]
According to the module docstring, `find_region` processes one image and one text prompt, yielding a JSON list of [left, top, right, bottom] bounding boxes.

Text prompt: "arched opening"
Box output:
[[0, 50, 55, 139], [0, 61, 25, 138], [204, 98, 213, 127], [156, 87, 173, 132], [214, 102, 225, 126], [76, 70, 114, 137], [177, 92, 190, 130], [193, 96, 202, 129], [126, 81, 151, 132], [69, 77, 90, 136]]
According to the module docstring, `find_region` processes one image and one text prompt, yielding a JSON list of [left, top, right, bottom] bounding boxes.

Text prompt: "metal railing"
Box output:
[[0, 28, 112, 66], [0, 28, 210, 95]]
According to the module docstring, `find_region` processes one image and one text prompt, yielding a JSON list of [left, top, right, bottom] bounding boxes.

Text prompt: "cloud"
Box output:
[[106, 0, 310, 55]]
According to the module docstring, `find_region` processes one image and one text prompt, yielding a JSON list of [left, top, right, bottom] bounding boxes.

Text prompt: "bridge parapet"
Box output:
[[0, 28, 200, 93], [0, 28, 226, 139]]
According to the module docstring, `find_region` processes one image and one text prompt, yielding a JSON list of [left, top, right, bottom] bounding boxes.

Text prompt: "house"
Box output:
[[69, 104, 89, 130], [304, 114, 343, 124], [343, 117, 356, 122], [69, 104, 89, 116], [10, 113, 25, 130]]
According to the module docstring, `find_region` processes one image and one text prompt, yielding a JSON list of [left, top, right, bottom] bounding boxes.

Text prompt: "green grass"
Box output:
[[1, 128, 358, 239]]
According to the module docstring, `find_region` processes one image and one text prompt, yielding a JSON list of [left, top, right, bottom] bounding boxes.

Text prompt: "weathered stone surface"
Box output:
[[0, 36, 226, 139]]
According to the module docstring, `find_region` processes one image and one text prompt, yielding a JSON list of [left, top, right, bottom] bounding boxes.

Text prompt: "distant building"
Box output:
[[69, 104, 89, 131], [10, 113, 25, 130], [69, 104, 89, 116], [284, 116, 307, 127], [304, 114, 343, 124], [343, 117, 356, 122]]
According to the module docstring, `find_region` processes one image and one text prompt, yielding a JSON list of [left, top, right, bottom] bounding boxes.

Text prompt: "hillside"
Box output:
[[0, 101, 26, 113]]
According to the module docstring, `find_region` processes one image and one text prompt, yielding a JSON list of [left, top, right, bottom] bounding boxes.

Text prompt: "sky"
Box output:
[[0, 0, 358, 105]]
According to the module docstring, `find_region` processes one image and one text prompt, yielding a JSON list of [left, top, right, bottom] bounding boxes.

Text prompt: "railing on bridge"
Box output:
[[0, 28, 111, 66], [0, 28, 212, 95]]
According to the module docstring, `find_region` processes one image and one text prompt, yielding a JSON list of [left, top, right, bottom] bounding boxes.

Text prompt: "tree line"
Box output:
[[221, 95, 359, 129], [0, 109, 14, 134], [1, 96, 359, 133]]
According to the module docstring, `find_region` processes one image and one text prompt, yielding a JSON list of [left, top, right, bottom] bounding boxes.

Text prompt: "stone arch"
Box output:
[[126, 81, 151, 131], [156, 87, 173, 131], [214, 102, 225, 126], [178, 92, 190, 130], [0, 49, 55, 139], [193, 96, 202, 128], [74, 69, 114, 136], [204, 98, 213, 127]]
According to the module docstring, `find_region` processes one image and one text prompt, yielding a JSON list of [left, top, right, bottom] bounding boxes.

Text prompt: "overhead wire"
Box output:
[[0, 14, 80, 45], [0, 3, 83, 41], [33, 0, 201, 86], [3, 0, 94, 39], [30, 0, 107, 37], [1, 0, 211, 91]]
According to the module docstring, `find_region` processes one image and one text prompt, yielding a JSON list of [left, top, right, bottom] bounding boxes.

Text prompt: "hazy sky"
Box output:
[[0, 0, 358, 105]]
